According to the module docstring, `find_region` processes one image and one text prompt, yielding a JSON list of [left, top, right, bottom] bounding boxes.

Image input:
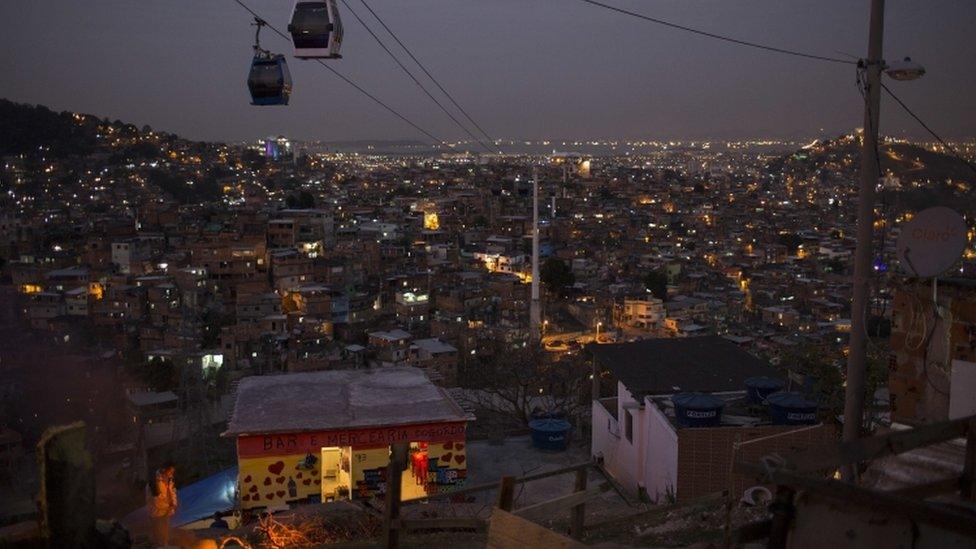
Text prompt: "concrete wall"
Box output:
[[590, 381, 644, 495], [642, 398, 678, 502]]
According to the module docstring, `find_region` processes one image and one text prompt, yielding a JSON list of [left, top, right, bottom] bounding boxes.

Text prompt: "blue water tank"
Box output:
[[745, 376, 785, 404], [528, 418, 572, 451], [671, 393, 724, 427], [767, 392, 818, 425]]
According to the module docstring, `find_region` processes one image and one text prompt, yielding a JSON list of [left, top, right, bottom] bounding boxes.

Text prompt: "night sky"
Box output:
[[1, 0, 973, 143]]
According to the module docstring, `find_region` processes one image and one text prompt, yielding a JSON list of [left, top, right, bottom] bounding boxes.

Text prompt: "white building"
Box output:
[[621, 298, 665, 329], [589, 336, 825, 502]]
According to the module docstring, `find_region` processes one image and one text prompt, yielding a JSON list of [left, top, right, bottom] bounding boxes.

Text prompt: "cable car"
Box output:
[[248, 18, 293, 106], [288, 0, 343, 59], [249, 53, 292, 105]]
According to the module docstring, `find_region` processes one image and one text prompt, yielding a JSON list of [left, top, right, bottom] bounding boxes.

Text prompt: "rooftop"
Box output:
[[368, 329, 412, 342], [588, 335, 776, 398], [224, 367, 473, 436], [412, 338, 457, 354]]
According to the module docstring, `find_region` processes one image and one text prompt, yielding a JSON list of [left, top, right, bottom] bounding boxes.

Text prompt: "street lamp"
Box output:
[[884, 57, 925, 81], [843, 0, 925, 482], [596, 321, 603, 342]]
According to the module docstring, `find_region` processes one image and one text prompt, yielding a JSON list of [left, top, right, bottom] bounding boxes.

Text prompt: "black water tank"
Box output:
[[767, 392, 818, 425], [671, 392, 724, 427], [745, 376, 785, 404]]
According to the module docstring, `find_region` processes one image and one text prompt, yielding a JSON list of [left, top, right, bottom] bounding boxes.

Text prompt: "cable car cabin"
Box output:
[[248, 53, 292, 106], [288, 0, 343, 59]]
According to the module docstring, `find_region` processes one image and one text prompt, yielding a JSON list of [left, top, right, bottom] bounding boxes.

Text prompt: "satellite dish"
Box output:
[[896, 206, 968, 277]]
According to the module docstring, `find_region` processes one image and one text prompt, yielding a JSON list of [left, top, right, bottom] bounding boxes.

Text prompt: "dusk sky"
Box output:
[[1, 0, 973, 143]]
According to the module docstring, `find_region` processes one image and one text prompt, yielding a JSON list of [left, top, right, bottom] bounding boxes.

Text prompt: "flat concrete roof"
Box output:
[[224, 367, 473, 436]]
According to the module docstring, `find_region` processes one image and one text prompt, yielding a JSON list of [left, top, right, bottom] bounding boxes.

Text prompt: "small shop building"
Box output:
[[224, 367, 474, 511]]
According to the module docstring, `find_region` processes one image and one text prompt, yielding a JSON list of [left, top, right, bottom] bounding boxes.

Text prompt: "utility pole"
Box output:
[[530, 166, 541, 344], [842, 0, 885, 481]]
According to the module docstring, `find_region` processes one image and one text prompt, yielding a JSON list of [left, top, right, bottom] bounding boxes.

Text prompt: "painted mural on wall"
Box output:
[[239, 453, 321, 509], [347, 440, 468, 499], [418, 440, 467, 496], [236, 435, 468, 508]]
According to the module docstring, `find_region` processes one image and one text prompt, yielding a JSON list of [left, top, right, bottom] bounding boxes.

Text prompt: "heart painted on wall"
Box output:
[[454, 443, 464, 451], [265, 493, 274, 500], [268, 461, 285, 475], [455, 455, 466, 465], [442, 442, 454, 451], [249, 485, 258, 493], [302, 478, 312, 486], [275, 476, 285, 484], [276, 490, 285, 498], [441, 452, 453, 463], [243, 475, 252, 483], [242, 494, 250, 501], [296, 472, 303, 479], [263, 477, 272, 486]]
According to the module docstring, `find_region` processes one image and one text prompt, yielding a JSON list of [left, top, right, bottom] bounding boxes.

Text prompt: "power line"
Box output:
[[357, 0, 499, 150], [314, 59, 452, 148], [230, 0, 452, 148], [338, 0, 492, 152], [880, 82, 976, 178], [574, 0, 857, 65]]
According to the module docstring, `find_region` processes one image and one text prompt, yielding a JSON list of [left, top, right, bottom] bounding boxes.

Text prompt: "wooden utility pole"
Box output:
[[498, 475, 516, 511], [569, 468, 588, 539], [842, 0, 885, 481], [382, 443, 408, 549]]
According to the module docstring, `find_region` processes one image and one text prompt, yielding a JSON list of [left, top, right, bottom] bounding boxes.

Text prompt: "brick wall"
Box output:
[[675, 423, 835, 501], [889, 282, 976, 425]]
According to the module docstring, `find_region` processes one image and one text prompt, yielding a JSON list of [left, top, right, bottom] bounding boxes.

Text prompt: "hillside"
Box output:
[[771, 133, 976, 210], [0, 99, 232, 204], [0, 99, 101, 157]]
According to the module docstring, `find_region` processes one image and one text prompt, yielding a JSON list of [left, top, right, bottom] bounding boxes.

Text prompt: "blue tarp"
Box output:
[[124, 466, 238, 528]]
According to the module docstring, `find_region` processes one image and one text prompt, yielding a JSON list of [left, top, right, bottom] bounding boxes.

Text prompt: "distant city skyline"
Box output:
[[1, 1, 974, 143]]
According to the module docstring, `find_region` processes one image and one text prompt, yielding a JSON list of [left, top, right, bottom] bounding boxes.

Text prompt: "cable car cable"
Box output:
[[312, 58, 453, 148], [880, 83, 976, 178], [231, 0, 452, 148], [357, 0, 499, 151], [574, 0, 856, 65], [338, 0, 492, 153]]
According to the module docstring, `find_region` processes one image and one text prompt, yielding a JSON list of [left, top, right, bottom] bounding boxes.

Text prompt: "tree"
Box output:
[[148, 169, 220, 204], [777, 232, 804, 255], [127, 356, 178, 392], [540, 258, 575, 296], [286, 190, 315, 209], [778, 343, 888, 426], [643, 270, 668, 301], [460, 343, 586, 428]]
